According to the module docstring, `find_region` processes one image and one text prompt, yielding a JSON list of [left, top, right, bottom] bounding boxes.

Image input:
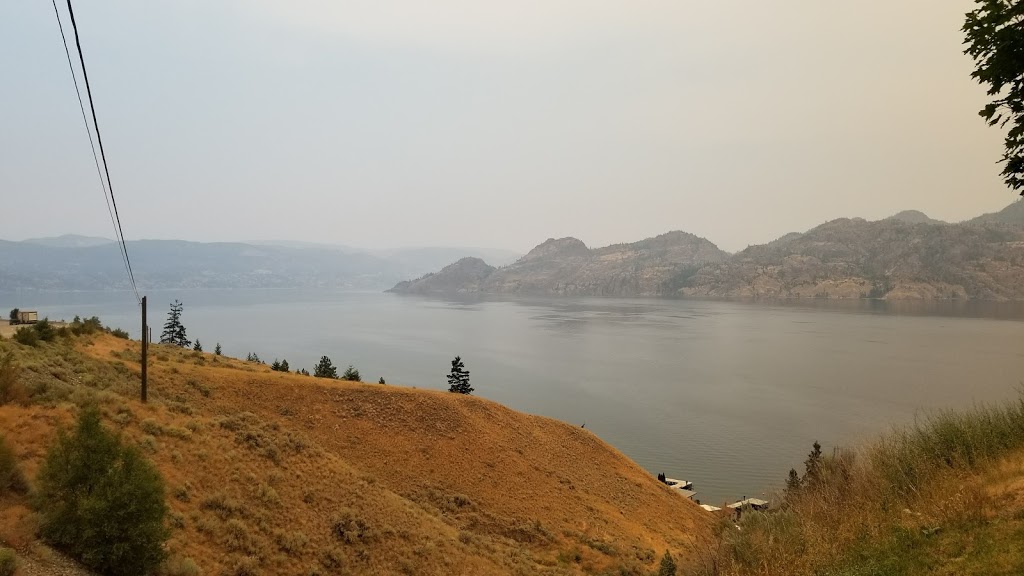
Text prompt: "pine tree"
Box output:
[[214, 343, 222, 356], [785, 468, 801, 495], [342, 365, 360, 382], [314, 356, 337, 379], [378, 377, 386, 385], [447, 356, 473, 394], [280, 359, 289, 372], [159, 300, 190, 348], [193, 340, 202, 352], [271, 359, 281, 371], [658, 551, 677, 576], [803, 441, 823, 487]]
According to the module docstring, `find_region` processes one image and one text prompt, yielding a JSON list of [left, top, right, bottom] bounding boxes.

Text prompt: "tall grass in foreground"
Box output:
[[693, 394, 1024, 576]]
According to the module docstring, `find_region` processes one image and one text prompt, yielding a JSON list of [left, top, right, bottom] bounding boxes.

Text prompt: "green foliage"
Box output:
[[963, 1, 1024, 195], [447, 356, 473, 394], [34, 318, 56, 342], [192, 339, 202, 352], [314, 356, 337, 379], [214, 342, 222, 356], [341, 365, 360, 382], [0, 435, 28, 495], [270, 359, 290, 372], [246, 352, 262, 364], [70, 316, 104, 336], [160, 300, 190, 348], [35, 406, 169, 575], [110, 327, 130, 339], [803, 440, 823, 487], [7, 309, 17, 323], [657, 551, 677, 576], [0, 548, 15, 576], [13, 327, 38, 347], [299, 368, 309, 376], [0, 352, 27, 406], [378, 377, 386, 385]]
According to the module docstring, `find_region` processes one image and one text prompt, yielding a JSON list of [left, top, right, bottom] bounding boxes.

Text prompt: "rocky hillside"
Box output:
[[0, 333, 711, 576], [390, 200, 1024, 300], [387, 257, 495, 295], [391, 231, 729, 297], [680, 217, 1024, 299]]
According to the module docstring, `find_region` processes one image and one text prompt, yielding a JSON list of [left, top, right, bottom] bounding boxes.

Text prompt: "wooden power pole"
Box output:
[[141, 295, 148, 403]]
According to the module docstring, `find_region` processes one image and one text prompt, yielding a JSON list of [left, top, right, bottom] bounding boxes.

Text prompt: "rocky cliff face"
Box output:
[[389, 201, 1024, 300], [678, 217, 1024, 300]]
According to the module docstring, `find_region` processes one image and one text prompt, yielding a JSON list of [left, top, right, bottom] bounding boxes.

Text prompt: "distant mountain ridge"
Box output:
[[0, 238, 521, 291], [391, 200, 1024, 300], [390, 230, 729, 297]]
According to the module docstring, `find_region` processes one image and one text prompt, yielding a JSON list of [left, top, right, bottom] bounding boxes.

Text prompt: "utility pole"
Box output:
[[141, 295, 148, 403]]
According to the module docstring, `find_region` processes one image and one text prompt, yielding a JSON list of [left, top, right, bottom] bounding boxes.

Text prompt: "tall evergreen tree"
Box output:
[[279, 359, 289, 372], [159, 300, 190, 348], [214, 343, 222, 356], [447, 356, 473, 394], [193, 339, 202, 352], [314, 356, 338, 379], [803, 441, 823, 487]]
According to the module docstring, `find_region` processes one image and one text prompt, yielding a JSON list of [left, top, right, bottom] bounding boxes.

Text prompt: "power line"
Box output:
[[60, 0, 141, 303], [49, 0, 135, 300]]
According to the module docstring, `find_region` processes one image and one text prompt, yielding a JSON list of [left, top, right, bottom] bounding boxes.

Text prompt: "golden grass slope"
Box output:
[[0, 334, 711, 575]]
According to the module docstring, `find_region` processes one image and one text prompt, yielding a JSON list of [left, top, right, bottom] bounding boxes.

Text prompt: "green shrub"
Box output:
[[0, 435, 27, 495], [0, 547, 16, 576], [0, 352, 28, 406], [34, 318, 56, 342], [35, 406, 169, 575], [13, 327, 38, 347], [110, 328, 130, 339]]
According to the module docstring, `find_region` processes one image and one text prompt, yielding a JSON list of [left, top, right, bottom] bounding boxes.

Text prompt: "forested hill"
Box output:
[[391, 200, 1024, 300]]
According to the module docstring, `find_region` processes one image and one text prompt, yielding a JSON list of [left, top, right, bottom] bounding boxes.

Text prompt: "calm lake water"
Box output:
[[5, 289, 1024, 505]]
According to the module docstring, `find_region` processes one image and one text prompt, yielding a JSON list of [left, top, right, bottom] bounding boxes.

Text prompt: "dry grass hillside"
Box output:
[[0, 332, 712, 576]]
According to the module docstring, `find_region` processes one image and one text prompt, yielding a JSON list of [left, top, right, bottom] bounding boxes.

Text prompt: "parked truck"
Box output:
[[8, 309, 38, 325]]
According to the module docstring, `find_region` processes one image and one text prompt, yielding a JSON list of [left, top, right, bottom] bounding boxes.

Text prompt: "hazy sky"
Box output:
[[0, 0, 1015, 252]]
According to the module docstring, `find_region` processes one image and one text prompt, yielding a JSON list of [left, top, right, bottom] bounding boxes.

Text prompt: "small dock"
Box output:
[[659, 476, 696, 499]]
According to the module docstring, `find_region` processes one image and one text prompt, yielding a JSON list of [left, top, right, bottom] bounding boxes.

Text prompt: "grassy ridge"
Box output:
[[703, 396, 1024, 575]]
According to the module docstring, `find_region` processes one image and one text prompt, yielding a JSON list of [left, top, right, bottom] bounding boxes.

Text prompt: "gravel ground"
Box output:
[[11, 545, 94, 576]]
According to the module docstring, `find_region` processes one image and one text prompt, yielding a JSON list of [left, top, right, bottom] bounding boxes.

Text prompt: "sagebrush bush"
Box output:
[[35, 406, 169, 575], [0, 435, 27, 495], [13, 327, 38, 347], [0, 548, 15, 576], [0, 352, 28, 406]]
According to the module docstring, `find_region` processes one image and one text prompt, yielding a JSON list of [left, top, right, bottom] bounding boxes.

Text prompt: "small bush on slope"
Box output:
[[0, 435, 27, 495], [35, 405, 169, 575]]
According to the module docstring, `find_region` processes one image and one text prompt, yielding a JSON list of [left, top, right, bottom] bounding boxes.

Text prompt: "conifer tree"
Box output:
[[314, 356, 337, 379], [658, 551, 677, 576], [159, 300, 190, 348], [342, 365, 360, 382], [803, 441, 823, 487], [214, 343, 222, 356], [280, 359, 289, 372], [378, 377, 386, 385], [193, 340, 202, 352], [447, 356, 473, 394]]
